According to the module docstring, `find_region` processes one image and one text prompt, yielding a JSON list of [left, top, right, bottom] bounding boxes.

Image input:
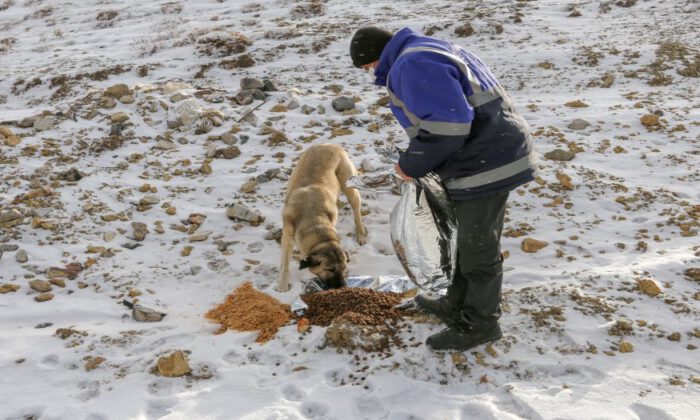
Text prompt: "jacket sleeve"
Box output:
[[392, 54, 474, 178]]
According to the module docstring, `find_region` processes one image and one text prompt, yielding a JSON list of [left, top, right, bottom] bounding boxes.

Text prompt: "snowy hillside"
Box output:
[[1, 0, 698, 419]]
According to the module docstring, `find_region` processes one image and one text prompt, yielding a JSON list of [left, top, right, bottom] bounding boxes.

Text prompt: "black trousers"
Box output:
[[446, 191, 508, 330]]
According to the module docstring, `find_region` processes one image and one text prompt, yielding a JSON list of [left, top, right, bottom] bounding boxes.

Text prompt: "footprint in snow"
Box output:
[[324, 367, 350, 387], [146, 397, 177, 419], [281, 384, 306, 402], [300, 401, 330, 419]]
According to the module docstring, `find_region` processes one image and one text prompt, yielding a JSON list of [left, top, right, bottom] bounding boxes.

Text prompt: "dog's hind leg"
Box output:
[[337, 157, 368, 245], [275, 222, 295, 292]]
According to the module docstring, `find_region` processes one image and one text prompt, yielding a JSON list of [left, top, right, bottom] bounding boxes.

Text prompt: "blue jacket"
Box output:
[[374, 28, 536, 200]]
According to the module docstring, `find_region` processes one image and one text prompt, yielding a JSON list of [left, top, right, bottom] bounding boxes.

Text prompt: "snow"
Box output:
[[1, 0, 699, 419]]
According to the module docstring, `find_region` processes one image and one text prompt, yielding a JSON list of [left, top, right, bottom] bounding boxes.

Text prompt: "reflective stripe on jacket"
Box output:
[[374, 27, 536, 200]]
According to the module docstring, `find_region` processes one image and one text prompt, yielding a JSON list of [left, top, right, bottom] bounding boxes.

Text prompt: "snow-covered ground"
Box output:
[[1, 0, 699, 419]]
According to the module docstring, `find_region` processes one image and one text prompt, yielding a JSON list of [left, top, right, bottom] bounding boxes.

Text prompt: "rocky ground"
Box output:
[[1, 0, 699, 419]]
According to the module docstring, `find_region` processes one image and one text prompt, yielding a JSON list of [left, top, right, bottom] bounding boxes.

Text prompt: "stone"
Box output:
[[226, 204, 264, 225], [567, 119, 590, 130], [564, 100, 588, 108], [618, 341, 634, 353], [18, 117, 36, 128], [35, 293, 54, 302], [4, 135, 21, 146], [188, 231, 211, 242], [49, 278, 65, 288], [361, 158, 383, 172], [240, 179, 258, 193], [667, 332, 681, 341], [33, 117, 55, 131], [240, 77, 265, 90], [104, 231, 116, 242], [221, 133, 237, 145], [235, 90, 255, 105], [119, 94, 135, 104], [521, 238, 549, 253], [637, 279, 661, 297], [0, 209, 23, 228], [132, 222, 149, 241], [544, 149, 575, 161], [139, 196, 160, 206], [15, 249, 28, 263], [205, 142, 218, 158], [286, 98, 300, 110], [0, 126, 13, 137], [60, 167, 84, 182], [154, 140, 178, 150], [332, 96, 355, 112], [100, 96, 117, 109], [0, 244, 18, 252], [640, 114, 659, 127], [104, 84, 131, 98], [0, 284, 20, 294], [29, 280, 52, 293], [301, 104, 316, 115], [85, 356, 106, 371], [176, 99, 202, 126], [110, 112, 129, 123], [217, 146, 241, 159], [163, 81, 192, 95], [132, 304, 167, 322], [156, 350, 191, 377], [556, 172, 574, 190], [263, 79, 278, 92]]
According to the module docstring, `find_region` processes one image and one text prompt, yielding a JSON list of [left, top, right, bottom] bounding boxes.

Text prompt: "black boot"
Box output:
[[415, 294, 459, 325], [426, 322, 502, 351]]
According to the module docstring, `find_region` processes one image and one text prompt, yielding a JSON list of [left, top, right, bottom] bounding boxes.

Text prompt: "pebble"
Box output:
[[221, 133, 237, 145], [188, 231, 211, 242], [29, 280, 52, 293], [0, 244, 18, 252], [132, 304, 167, 322], [301, 104, 316, 115], [132, 222, 149, 241], [110, 112, 129, 124], [33, 117, 55, 131], [154, 140, 178, 150], [567, 119, 591, 130], [241, 77, 265, 90], [156, 351, 191, 377], [15, 249, 28, 263], [240, 179, 258, 193], [263, 79, 278, 91], [332, 96, 355, 112], [521, 238, 549, 253], [226, 204, 264, 225], [35, 293, 54, 302], [544, 149, 575, 161], [104, 84, 131, 98]]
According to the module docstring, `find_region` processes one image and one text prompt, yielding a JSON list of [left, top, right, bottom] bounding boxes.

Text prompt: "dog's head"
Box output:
[[299, 241, 349, 289]]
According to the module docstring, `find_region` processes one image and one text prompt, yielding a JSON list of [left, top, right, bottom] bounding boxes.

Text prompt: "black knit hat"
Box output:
[[350, 27, 393, 68]]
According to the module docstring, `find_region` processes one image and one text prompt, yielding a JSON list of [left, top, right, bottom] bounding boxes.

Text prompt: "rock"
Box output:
[[332, 96, 355, 112], [325, 314, 392, 351], [544, 149, 575, 161], [618, 341, 634, 353], [60, 167, 84, 182], [132, 222, 149, 241], [640, 114, 659, 127], [361, 158, 383, 172], [556, 172, 574, 190], [49, 278, 65, 288], [205, 142, 218, 158], [0, 209, 24, 228], [18, 117, 37, 128], [29, 280, 52, 293], [119, 94, 135, 104], [263, 79, 278, 92], [235, 90, 256, 105], [567, 119, 590, 130], [163, 81, 192, 95], [521, 238, 548, 253], [564, 100, 588, 108], [4, 135, 21, 146], [240, 77, 265, 90], [217, 146, 241, 159], [637, 279, 661, 297], [177, 99, 202, 126], [154, 140, 178, 150], [99, 96, 117, 109], [35, 293, 54, 302], [226, 203, 264, 225], [301, 104, 316, 115], [104, 83, 131, 98], [199, 163, 212, 175], [132, 304, 167, 322], [667, 332, 681, 341], [188, 231, 211, 242], [0, 126, 13, 137], [170, 92, 190, 103], [0, 244, 18, 252], [110, 112, 129, 123], [286, 98, 301, 110], [221, 133, 237, 145], [33, 117, 55, 131], [240, 179, 258, 193], [685, 268, 700, 283], [0, 284, 20, 294], [85, 356, 106, 371], [15, 249, 28, 263], [156, 350, 191, 377], [139, 196, 160, 206]]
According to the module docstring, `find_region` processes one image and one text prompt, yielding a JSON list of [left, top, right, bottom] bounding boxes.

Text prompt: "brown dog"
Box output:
[[276, 144, 368, 292]]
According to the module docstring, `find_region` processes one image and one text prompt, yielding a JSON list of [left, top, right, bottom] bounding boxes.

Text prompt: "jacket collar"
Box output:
[[374, 27, 421, 86]]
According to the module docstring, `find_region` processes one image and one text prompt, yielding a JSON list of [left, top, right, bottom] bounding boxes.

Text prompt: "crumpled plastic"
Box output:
[[347, 146, 458, 294], [389, 172, 457, 294]]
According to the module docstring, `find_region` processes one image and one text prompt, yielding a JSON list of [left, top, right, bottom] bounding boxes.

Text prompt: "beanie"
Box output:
[[350, 27, 393, 68]]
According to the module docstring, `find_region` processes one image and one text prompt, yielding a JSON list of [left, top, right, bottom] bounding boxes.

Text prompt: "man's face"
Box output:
[[360, 61, 379, 83]]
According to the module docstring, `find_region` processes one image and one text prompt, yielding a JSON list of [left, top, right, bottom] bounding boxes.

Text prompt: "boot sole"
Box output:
[[426, 330, 502, 351]]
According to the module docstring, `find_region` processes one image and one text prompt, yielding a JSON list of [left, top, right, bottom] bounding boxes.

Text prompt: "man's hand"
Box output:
[[395, 163, 413, 182]]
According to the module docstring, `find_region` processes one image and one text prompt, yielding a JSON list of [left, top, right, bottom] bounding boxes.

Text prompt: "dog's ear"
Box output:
[[299, 253, 320, 270]]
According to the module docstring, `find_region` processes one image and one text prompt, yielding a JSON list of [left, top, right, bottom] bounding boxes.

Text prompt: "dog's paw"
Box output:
[[356, 229, 368, 245], [274, 283, 291, 293]]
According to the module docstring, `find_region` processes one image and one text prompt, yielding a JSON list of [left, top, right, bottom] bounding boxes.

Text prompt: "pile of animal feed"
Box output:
[[206, 282, 291, 343], [301, 288, 403, 327]]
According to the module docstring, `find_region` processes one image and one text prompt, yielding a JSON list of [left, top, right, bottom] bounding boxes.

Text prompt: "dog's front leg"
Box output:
[[275, 223, 295, 292]]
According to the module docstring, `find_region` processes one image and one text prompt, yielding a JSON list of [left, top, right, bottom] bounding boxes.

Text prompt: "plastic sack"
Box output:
[[390, 173, 457, 293]]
